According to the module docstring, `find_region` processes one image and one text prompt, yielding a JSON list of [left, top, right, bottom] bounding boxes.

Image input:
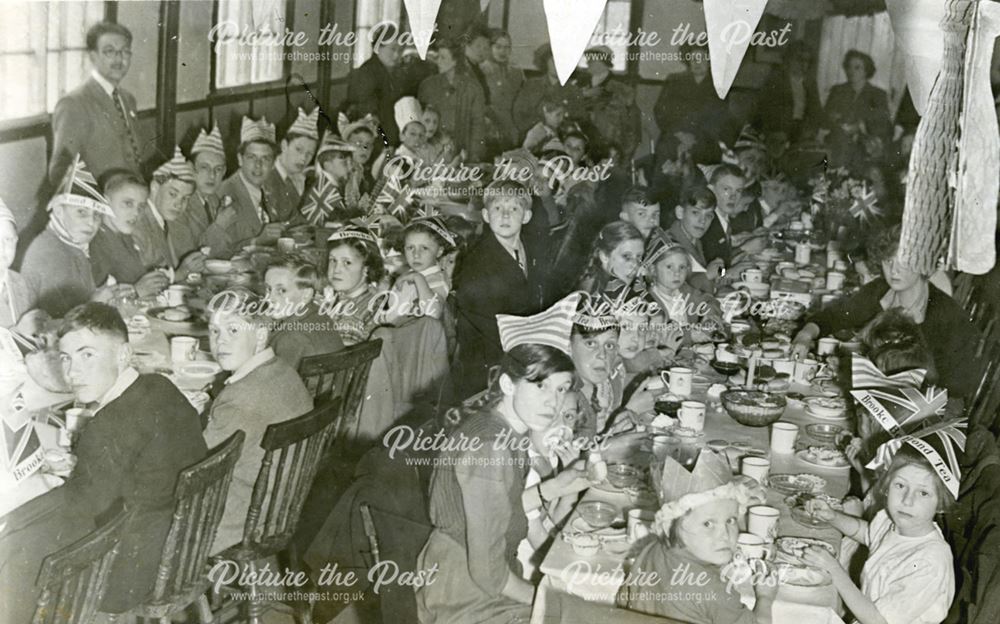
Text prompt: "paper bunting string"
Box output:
[[703, 0, 769, 99], [402, 0, 442, 60], [542, 0, 609, 86]]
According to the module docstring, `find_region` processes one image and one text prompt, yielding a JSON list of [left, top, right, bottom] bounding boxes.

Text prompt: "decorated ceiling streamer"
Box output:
[[885, 0, 945, 115], [542, 0, 609, 86], [403, 0, 443, 59], [702, 0, 769, 98]]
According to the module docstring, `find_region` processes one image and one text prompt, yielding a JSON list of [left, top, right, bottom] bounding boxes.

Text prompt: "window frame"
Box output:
[[208, 0, 296, 97]]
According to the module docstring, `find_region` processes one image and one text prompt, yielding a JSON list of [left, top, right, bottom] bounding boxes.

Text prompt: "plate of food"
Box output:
[[776, 536, 837, 559], [767, 473, 827, 496], [804, 396, 847, 419], [797, 446, 850, 469]]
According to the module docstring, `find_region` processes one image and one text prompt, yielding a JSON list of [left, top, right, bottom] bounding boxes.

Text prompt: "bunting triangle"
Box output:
[[703, 0, 769, 98], [542, 0, 608, 86], [885, 0, 945, 116], [403, 0, 442, 60]]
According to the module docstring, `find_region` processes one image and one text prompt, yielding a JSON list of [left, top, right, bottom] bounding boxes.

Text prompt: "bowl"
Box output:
[[711, 360, 742, 376], [606, 464, 641, 489], [175, 361, 222, 389], [805, 423, 844, 444], [569, 533, 600, 556], [804, 397, 846, 419], [204, 259, 232, 274], [577, 501, 618, 529], [720, 390, 786, 427]]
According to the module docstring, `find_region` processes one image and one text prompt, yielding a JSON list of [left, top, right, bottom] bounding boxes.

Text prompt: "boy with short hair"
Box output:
[[619, 187, 661, 240], [669, 186, 723, 294], [453, 180, 546, 395]]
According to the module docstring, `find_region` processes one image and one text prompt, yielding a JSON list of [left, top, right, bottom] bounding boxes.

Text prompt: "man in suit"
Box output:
[[345, 27, 401, 144], [263, 108, 318, 223], [213, 116, 284, 257], [49, 22, 145, 184], [453, 180, 546, 396], [0, 303, 207, 621], [758, 41, 822, 143], [186, 124, 227, 233]]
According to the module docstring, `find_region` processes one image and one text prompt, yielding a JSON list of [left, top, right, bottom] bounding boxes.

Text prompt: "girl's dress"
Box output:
[[416, 408, 531, 624], [618, 540, 754, 624], [859, 510, 955, 624]]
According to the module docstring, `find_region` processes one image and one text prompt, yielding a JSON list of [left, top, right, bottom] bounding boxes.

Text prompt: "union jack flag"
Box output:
[[850, 354, 927, 390], [300, 168, 345, 226], [867, 418, 967, 499], [848, 183, 882, 221], [850, 384, 948, 438], [373, 173, 415, 221]]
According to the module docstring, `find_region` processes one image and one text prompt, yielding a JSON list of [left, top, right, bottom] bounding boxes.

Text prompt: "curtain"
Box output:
[[817, 12, 908, 117]]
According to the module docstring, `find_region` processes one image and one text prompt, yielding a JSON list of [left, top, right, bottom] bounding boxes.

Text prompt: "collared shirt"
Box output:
[[148, 200, 166, 230], [880, 280, 930, 324], [494, 235, 527, 272], [714, 208, 731, 237], [95, 367, 140, 412], [224, 347, 276, 386], [91, 70, 116, 98], [275, 159, 305, 196], [238, 171, 264, 215]]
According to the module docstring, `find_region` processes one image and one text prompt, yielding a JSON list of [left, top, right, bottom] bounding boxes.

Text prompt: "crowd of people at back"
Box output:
[[0, 17, 993, 624]]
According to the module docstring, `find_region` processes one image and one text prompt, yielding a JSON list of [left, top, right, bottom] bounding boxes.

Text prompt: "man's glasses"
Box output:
[[100, 48, 133, 61]]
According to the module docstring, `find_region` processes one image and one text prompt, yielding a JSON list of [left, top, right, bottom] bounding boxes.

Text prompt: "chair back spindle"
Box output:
[[298, 341, 382, 444]]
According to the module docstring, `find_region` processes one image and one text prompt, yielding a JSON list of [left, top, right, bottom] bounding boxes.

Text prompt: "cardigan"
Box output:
[[204, 354, 313, 550], [20, 229, 96, 317], [809, 278, 982, 397]]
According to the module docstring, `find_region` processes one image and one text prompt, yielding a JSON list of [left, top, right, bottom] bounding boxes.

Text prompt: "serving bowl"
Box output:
[[805, 423, 844, 444], [721, 390, 787, 427], [577, 501, 618, 529], [606, 464, 641, 489]]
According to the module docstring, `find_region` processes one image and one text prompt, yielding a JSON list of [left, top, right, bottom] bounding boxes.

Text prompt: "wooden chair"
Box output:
[[215, 399, 341, 624], [298, 340, 382, 446], [31, 506, 130, 624], [127, 431, 245, 624]]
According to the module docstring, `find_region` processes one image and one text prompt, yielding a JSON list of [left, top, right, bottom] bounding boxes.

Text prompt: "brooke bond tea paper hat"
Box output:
[[153, 146, 196, 184], [48, 155, 113, 216], [191, 124, 226, 159]]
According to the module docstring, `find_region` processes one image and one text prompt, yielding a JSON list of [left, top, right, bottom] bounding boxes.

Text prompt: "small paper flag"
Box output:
[[402, 0, 442, 60], [542, 0, 609, 86], [703, 0, 769, 98]]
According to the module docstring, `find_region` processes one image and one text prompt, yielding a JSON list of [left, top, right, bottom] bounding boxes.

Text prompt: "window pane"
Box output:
[[215, 0, 287, 88], [353, 0, 402, 68], [585, 0, 631, 72]]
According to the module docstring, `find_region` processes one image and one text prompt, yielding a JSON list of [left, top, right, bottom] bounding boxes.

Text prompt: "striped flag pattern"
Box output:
[[496, 292, 582, 355], [867, 418, 967, 499], [374, 173, 415, 220], [49, 154, 113, 216], [301, 168, 345, 226], [850, 385, 949, 437], [849, 183, 882, 221], [851, 354, 927, 390]]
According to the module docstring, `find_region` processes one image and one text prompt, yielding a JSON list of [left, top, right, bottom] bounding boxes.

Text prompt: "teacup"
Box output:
[[661, 367, 694, 397]]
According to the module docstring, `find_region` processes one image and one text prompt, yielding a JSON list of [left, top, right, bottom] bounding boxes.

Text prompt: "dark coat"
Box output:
[[758, 69, 822, 140], [346, 56, 401, 144], [808, 278, 983, 398], [701, 213, 732, 266], [49, 77, 144, 183], [653, 72, 735, 161], [453, 231, 546, 396], [824, 82, 892, 139], [0, 375, 207, 619]]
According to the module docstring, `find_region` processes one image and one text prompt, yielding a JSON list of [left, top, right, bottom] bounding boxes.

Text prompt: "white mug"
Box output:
[[826, 271, 846, 291], [748, 505, 781, 542], [741, 456, 770, 484], [737, 533, 768, 560], [741, 269, 763, 284], [826, 250, 842, 269], [170, 336, 198, 362], [817, 337, 839, 356], [772, 358, 795, 376], [678, 401, 706, 431], [833, 259, 849, 272], [628, 509, 656, 543], [277, 237, 296, 253], [661, 367, 694, 398], [166, 284, 190, 307], [794, 242, 811, 266], [793, 358, 822, 384], [770, 422, 799, 454]]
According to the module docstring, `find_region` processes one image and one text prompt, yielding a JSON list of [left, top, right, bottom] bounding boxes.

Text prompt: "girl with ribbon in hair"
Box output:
[[416, 294, 590, 624], [618, 450, 773, 623], [797, 419, 961, 624]]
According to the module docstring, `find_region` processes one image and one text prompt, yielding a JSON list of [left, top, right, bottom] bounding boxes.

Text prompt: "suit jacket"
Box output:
[[758, 69, 822, 140], [262, 167, 303, 223], [453, 231, 545, 396], [0, 375, 207, 618], [346, 56, 400, 144], [215, 172, 270, 257], [131, 201, 203, 269], [90, 225, 146, 285], [49, 77, 143, 183], [701, 213, 732, 266]]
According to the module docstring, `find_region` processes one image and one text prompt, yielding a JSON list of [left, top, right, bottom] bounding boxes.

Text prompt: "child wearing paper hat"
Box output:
[[618, 449, 772, 623]]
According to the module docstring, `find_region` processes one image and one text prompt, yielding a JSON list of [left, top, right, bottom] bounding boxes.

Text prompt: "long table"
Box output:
[[533, 385, 853, 624]]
